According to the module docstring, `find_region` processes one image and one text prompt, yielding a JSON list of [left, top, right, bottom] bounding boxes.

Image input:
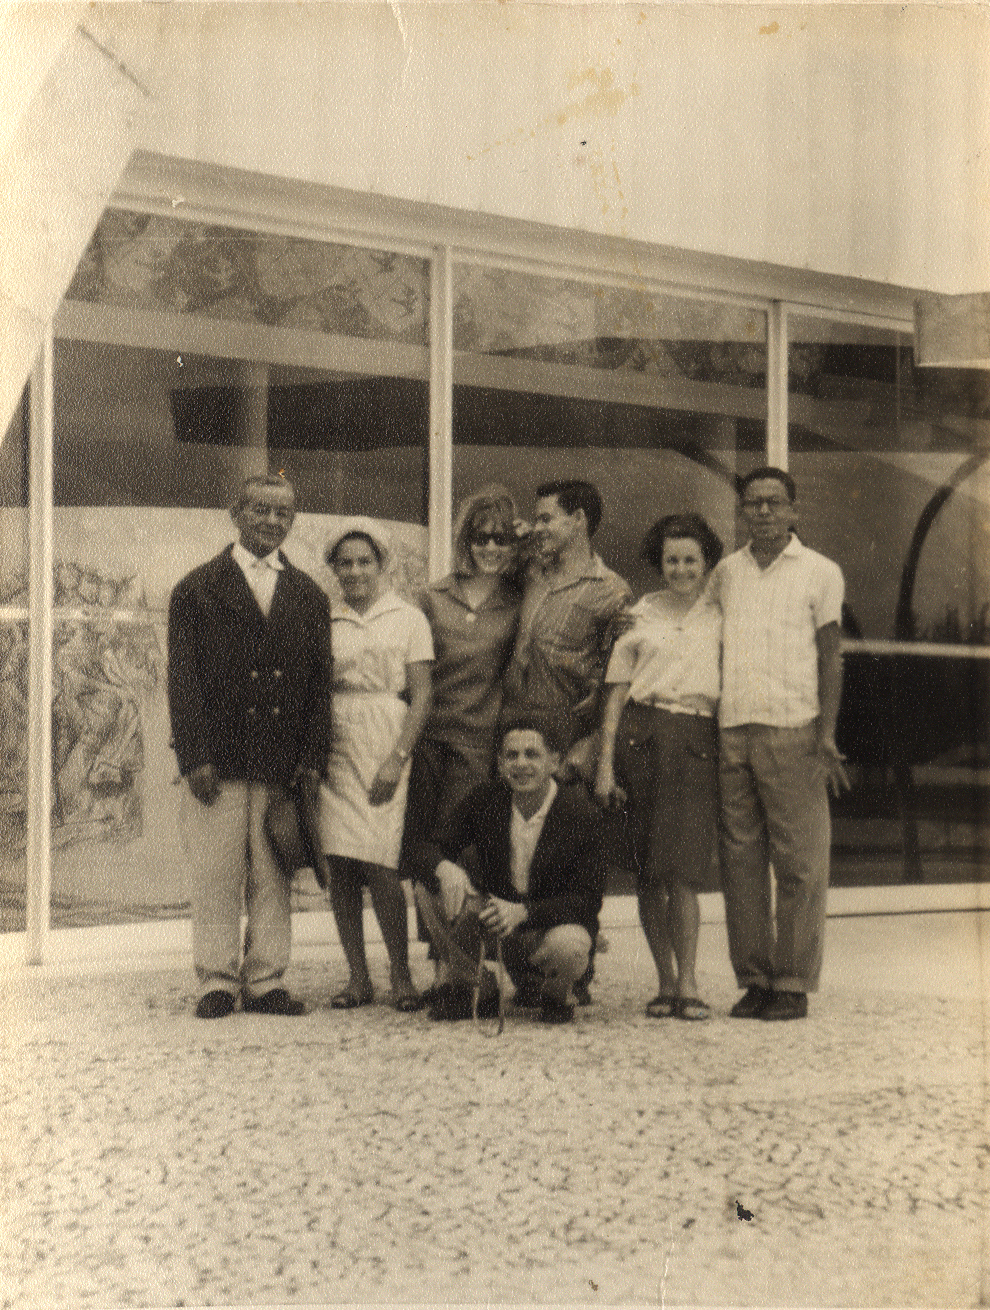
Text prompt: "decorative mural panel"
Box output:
[[0, 390, 29, 931], [40, 509, 427, 926], [66, 210, 430, 345], [0, 620, 28, 855], [454, 264, 766, 386], [51, 601, 161, 851]]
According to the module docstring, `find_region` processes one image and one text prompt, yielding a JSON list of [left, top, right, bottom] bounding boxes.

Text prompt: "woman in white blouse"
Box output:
[[596, 514, 723, 1021], [318, 520, 434, 1012]]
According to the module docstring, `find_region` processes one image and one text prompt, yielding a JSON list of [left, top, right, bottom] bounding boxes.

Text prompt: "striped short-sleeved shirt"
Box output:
[[712, 536, 844, 729], [505, 554, 632, 732]]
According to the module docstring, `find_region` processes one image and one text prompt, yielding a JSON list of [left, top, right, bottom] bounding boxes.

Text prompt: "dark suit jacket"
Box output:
[[436, 780, 606, 940], [167, 545, 334, 786]]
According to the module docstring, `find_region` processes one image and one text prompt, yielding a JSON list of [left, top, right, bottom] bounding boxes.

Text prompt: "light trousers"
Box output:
[[719, 722, 831, 993], [181, 780, 291, 1000]]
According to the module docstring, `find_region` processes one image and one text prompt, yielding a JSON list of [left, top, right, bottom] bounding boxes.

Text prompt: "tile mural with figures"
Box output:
[[0, 509, 428, 922]]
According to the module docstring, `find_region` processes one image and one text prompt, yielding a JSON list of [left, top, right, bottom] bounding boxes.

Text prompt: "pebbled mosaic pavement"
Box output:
[[0, 922, 986, 1308]]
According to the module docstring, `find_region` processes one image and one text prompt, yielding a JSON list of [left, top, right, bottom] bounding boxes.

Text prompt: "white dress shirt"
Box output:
[[232, 542, 284, 618], [509, 778, 558, 896]]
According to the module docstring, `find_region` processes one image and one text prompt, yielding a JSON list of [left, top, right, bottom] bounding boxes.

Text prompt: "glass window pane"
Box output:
[[789, 314, 989, 886], [0, 388, 29, 932], [453, 264, 767, 597], [51, 210, 430, 927]]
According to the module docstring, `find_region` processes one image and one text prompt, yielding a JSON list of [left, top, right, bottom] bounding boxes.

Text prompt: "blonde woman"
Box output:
[[401, 488, 522, 991]]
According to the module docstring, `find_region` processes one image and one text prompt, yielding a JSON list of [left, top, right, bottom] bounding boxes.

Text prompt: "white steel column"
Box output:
[[428, 247, 454, 581], [766, 301, 789, 468], [25, 328, 54, 965]]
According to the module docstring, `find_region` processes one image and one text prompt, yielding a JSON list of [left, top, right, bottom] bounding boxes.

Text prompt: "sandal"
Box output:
[[645, 995, 678, 1019], [330, 988, 373, 1009], [676, 997, 712, 1021]]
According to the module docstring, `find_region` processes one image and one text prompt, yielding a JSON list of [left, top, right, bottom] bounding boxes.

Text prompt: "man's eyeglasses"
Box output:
[[742, 497, 790, 511], [244, 502, 294, 522], [470, 531, 510, 547]]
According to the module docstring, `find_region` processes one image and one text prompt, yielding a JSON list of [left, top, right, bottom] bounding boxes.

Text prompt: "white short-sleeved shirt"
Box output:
[[331, 590, 434, 695], [711, 536, 844, 729], [605, 592, 722, 718]]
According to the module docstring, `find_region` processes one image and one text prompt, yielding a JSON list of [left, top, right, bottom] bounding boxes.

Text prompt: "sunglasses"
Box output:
[[470, 531, 511, 547]]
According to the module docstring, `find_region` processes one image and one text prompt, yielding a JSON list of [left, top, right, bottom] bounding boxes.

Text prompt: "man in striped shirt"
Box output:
[[506, 479, 632, 777], [505, 479, 630, 1006], [711, 467, 849, 1022]]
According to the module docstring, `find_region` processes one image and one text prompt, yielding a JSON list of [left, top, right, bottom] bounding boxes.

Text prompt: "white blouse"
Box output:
[[605, 591, 722, 717]]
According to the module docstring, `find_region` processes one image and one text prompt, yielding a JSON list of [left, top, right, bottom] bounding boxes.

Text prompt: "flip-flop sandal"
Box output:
[[645, 995, 678, 1019], [676, 997, 712, 1021], [330, 989, 373, 1009]]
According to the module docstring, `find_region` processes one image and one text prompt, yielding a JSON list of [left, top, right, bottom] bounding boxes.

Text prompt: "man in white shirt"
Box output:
[[711, 467, 848, 1021], [167, 475, 333, 1018]]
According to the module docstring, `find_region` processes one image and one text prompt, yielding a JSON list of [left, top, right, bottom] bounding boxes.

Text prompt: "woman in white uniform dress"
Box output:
[[318, 521, 434, 1011]]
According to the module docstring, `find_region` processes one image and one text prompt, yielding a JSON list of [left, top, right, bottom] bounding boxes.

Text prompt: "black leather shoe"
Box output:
[[539, 998, 574, 1024], [729, 986, 773, 1019], [195, 990, 236, 1019], [243, 987, 306, 1016], [512, 982, 543, 1009], [428, 984, 473, 1021], [428, 983, 499, 1021], [760, 990, 808, 1021]]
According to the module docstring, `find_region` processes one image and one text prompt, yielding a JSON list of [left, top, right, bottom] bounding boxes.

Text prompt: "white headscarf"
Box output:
[[324, 517, 392, 570]]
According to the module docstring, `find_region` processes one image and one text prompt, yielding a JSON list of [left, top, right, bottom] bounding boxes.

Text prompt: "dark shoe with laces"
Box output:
[[428, 984, 473, 1021], [195, 989, 237, 1019], [760, 990, 808, 1021], [242, 987, 306, 1016], [539, 998, 575, 1024], [429, 983, 499, 1021], [729, 985, 773, 1019]]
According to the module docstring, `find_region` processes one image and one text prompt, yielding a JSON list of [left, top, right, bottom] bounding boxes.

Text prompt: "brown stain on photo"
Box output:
[[466, 66, 634, 231]]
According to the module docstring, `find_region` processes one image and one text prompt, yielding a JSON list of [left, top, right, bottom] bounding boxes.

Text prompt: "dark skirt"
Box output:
[[614, 700, 719, 893]]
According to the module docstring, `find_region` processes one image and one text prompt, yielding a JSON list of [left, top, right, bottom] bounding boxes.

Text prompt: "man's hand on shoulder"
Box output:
[[187, 764, 220, 806], [817, 735, 850, 796]]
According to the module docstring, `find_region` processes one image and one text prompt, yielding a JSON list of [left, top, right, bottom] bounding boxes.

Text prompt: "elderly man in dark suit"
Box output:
[[416, 708, 606, 1025], [167, 474, 333, 1018]]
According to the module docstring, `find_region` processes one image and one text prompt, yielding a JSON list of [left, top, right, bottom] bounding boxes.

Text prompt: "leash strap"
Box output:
[[472, 931, 505, 1037]]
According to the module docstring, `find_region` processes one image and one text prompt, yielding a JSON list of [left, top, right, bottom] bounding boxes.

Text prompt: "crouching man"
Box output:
[[415, 709, 606, 1025]]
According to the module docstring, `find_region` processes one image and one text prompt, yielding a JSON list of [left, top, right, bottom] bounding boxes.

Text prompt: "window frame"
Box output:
[[26, 150, 989, 959]]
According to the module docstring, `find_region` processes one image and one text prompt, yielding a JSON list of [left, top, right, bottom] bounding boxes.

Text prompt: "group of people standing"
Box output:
[[167, 467, 847, 1027]]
